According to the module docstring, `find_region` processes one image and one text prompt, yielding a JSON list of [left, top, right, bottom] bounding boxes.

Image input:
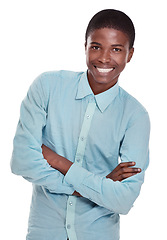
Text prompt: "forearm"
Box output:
[[42, 145, 81, 197], [42, 144, 72, 175], [42, 143, 144, 212], [11, 128, 74, 195], [41, 145, 141, 197], [64, 163, 145, 214], [63, 112, 150, 213]]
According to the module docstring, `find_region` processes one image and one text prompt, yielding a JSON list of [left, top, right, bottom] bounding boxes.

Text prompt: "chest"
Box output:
[[43, 94, 127, 174]]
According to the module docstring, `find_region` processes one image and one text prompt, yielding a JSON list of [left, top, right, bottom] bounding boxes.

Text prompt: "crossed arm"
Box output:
[[42, 144, 141, 197], [11, 77, 150, 214]]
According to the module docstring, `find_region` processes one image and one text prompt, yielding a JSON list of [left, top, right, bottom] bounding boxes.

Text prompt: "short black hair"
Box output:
[[85, 9, 135, 49]]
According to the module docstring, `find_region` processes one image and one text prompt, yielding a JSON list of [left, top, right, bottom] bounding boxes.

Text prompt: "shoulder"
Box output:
[[32, 70, 84, 94], [119, 86, 148, 114], [118, 86, 150, 126], [36, 70, 83, 85]]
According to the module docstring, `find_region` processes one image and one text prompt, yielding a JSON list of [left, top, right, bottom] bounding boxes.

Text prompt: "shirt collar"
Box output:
[[76, 72, 93, 99], [76, 71, 119, 113]]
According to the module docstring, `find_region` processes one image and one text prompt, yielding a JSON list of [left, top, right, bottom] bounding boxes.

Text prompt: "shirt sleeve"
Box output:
[[64, 110, 150, 214], [11, 74, 74, 195]]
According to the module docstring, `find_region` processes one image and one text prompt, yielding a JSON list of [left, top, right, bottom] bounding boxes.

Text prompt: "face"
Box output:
[[85, 28, 134, 94]]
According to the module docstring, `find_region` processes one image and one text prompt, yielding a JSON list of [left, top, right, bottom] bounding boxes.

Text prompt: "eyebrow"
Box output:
[[111, 44, 124, 47], [90, 42, 124, 47], [90, 42, 102, 46]]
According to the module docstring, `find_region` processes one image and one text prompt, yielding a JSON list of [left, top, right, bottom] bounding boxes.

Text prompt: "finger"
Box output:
[[114, 162, 136, 172], [118, 167, 141, 175], [115, 168, 141, 182], [119, 162, 136, 167], [117, 172, 139, 181]]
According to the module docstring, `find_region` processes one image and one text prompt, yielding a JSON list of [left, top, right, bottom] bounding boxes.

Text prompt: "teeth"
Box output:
[[96, 67, 114, 73]]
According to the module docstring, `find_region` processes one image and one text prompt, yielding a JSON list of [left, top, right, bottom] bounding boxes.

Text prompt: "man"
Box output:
[[11, 9, 150, 240]]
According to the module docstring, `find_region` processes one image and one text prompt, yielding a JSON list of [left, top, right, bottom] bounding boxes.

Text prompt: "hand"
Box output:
[[106, 162, 141, 182], [73, 162, 141, 197]]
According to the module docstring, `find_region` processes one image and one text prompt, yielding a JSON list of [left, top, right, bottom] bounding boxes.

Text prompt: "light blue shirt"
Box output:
[[11, 70, 150, 240]]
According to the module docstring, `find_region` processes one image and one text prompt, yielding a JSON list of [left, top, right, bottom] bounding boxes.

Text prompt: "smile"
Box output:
[[95, 67, 114, 73]]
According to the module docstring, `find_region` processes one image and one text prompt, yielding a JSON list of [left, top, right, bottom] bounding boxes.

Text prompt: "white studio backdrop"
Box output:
[[1, 0, 166, 239]]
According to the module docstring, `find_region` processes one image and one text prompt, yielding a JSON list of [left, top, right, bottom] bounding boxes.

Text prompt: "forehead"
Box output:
[[87, 28, 130, 46]]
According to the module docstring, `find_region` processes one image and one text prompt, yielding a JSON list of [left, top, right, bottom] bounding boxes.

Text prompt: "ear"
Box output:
[[85, 42, 87, 51], [85, 42, 88, 56], [127, 47, 134, 63]]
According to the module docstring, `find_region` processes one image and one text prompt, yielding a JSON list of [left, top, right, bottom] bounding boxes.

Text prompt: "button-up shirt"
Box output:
[[11, 70, 150, 240]]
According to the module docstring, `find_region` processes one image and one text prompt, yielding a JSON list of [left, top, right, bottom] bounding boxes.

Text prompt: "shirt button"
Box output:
[[76, 158, 80, 163], [86, 115, 90, 119], [69, 201, 73, 206], [81, 136, 84, 141], [67, 224, 71, 229]]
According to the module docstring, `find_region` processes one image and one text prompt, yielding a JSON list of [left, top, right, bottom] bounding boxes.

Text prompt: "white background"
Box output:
[[1, 0, 166, 239]]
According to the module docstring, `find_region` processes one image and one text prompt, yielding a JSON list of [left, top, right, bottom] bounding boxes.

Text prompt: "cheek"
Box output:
[[86, 50, 99, 63], [114, 54, 129, 68], [86, 56, 91, 68], [86, 54, 95, 68], [85, 50, 91, 64]]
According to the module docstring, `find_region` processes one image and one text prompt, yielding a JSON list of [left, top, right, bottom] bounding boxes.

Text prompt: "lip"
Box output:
[[94, 65, 115, 74]]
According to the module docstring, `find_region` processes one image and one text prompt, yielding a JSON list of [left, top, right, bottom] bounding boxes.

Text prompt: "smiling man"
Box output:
[[11, 9, 150, 240], [85, 27, 134, 94]]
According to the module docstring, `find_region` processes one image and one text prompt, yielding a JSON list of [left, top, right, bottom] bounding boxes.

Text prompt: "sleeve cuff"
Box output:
[[64, 163, 88, 188], [64, 163, 102, 194]]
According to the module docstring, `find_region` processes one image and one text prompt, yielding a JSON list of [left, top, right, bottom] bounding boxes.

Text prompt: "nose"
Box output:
[[98, 50, 111, 63]]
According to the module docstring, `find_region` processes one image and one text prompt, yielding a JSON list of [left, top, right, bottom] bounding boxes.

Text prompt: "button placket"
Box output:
[[65, 100, 96, 240], [66, 196, 77, 240], [80, 136, 84, 141], [74, 100, 96, 167]]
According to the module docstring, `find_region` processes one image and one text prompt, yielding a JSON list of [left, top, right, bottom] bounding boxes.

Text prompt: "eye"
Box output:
[[113, 48, 122, 52], [91, 46, 100, 50]]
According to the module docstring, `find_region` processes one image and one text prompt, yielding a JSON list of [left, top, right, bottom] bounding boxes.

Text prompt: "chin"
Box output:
[[94, 73, 117, 85]]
